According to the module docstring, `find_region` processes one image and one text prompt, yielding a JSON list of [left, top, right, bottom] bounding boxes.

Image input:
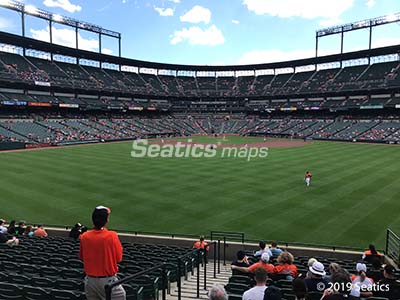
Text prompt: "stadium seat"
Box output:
[[224, 283, 249, 295], [55, 278, 84, 291], [31, 276, 55, 289], [23, 286, 50, 300], [0, 282, 24, 300]]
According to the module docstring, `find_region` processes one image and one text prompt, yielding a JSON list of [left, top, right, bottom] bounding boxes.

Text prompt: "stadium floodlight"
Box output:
[[24, 4, 38, 15], [0, 0, 12, 6], [52, 14, 64, 23], [385, 14, 399, 22]]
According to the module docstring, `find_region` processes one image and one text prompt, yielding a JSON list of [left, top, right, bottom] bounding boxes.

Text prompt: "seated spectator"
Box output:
[[306, 258, 318, 277], [292, 278, 308, 300], [231, 250, 250, 276], [33, 224, 48, 237], [193, 235, 209, 263], [321, 270, 352, 300], [350, 263, 373, 298], [15, 221, 25, 235], [270, 241, 282, 257], [0, 219, 7, 234], [255, 240, 272, 258], [0, 232, 19, 246], [69, 223, 83, 240], [7, 220, 16, 235], [374, 264, 400, 300], [263, 285, 281, 300], [367, 257, 383, 283], [273, 251, 298, 280], [23, 225, 34, 237], [362, 244, 382, 262], [305, 261, 329, 292], [208, 284, 228, 300], [232, 253, 274, 274], [243, 268, 268, 300], [325, 263, 343, 283]]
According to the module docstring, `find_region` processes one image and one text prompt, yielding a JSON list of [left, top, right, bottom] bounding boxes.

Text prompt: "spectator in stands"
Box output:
[[292, 278, 308, 300], [80, 205, 125, 300], [69, 222, 83, 240], [362, 244, 382, 261], [321, 270, 352, 300], [7, 220, 16, 235], [0, 219, 7, 234], [305, 261, 329, 292], [255, 240, 273, 258], [375, 264, 400, 300], [0, 232, 19, 246], [208, 284, 228, 300], [273, 251, 298, 280], [350, 263, 373, 298], [193, 235, 209, 264], [306, 258, 317, 277], [270, 241, 283, 257], [366, 257, 383, 282], [33, 224, 48, 237], [232, 252, 274, 274], [23, 225, 34, 237], [325, 263, 344, 283], [243, 268, 268, 300], [15, 221, 25, 235], [231, 250, 250, 276], [263, 286, 281, 300]]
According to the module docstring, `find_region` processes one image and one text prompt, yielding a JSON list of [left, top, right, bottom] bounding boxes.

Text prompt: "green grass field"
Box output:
[[1, 136, 399, 249]]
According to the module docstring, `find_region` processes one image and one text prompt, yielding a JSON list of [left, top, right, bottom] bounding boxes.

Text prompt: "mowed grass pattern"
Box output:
[[1, 139, 399, 248]]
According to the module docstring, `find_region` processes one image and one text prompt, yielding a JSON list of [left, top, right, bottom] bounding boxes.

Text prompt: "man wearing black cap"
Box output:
[[80, 206, 126, 300], [375, 264, 400, 300]]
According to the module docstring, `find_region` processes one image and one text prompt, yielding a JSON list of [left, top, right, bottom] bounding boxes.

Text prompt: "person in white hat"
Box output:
[[350, 263, 373, 298], [304, 261, 329, 292]]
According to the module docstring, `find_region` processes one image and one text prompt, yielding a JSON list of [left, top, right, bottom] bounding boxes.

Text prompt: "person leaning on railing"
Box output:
[[193, 235, 209, 264]]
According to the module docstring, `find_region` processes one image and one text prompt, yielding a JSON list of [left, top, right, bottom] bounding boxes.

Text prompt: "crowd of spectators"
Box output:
[[226, 241, 400, 300]]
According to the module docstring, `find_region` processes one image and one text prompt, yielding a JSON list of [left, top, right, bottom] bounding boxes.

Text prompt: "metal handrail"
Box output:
[[105, 264, 167, 300]]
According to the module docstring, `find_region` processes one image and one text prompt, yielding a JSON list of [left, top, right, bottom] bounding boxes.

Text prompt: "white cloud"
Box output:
[[154, 7, 174, 16], [366, 0, 375, 8], [0, 17, 13, 30], [169, 0, 180, 3], [180, 5, 211, 24], [30, 26, 112, 54], [243, 0, 354, 26], [170, 25, 224, 46], [232, 19, 240, 24], [42, 0, 81, 13]]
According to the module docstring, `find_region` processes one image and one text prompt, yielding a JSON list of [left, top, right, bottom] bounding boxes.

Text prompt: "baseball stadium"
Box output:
[[0, 0, 399, 299]]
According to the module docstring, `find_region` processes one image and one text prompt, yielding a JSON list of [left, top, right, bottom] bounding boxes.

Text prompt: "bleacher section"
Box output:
[[0, 235, 197, 300]]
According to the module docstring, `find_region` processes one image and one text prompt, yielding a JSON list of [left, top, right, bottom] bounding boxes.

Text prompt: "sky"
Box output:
[[0, 0, 399, 66]]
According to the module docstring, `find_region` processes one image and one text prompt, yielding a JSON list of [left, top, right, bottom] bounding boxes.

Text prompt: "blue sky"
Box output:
[[0, 0, 399, 66]]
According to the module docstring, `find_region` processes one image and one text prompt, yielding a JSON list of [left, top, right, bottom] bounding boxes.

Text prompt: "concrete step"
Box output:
[[166, 262, 232, 300]]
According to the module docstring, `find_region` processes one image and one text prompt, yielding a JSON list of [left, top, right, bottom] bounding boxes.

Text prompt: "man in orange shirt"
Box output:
[[33, 224, 48, 237], [231, 252, 274, 274], [193, 236, 209, 264], [80, 206, 126, 300]]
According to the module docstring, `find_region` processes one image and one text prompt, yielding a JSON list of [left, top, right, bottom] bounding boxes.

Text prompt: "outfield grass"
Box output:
[[1, 138, 399, 249]]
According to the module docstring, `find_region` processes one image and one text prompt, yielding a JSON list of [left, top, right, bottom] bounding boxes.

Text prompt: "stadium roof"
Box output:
[[0, 31, 400, 72]]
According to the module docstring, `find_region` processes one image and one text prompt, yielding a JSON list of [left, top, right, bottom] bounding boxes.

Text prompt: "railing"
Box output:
[[42, 223, 373, 252], [386, 228, 400, 265], [210, 231, 245, 267], [176, 248, 202, 300], [105, 264, 168, 300]]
